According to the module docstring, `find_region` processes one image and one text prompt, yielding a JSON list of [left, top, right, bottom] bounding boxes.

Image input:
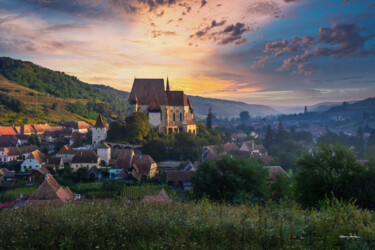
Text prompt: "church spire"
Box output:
[[166, 77, 170, 93]]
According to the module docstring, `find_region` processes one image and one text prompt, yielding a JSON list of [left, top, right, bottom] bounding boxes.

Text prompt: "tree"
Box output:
[[295, 144, 364, 207], [173, 132, 200, 161], [368, 129, 375, 147], [125, 112, 150, 144], [141, 140, 168, 161], [193, 156, 269, 203], [107, 121, 126, 142], [239, 111, 250, 123], [264, 125, 273, 149], [206, 107, 213, 130], [71, 133, 83, 148], [27, 134, 41, 147], [304, 106, 307, 114]]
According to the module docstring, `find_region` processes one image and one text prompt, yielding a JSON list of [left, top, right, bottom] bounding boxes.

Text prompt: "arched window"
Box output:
[[180, 113, 183, 121], [173, 113, 176, 122]]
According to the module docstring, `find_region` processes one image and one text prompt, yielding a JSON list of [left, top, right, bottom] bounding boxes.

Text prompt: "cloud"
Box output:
[[251, 56, 269, 69], [192, 19, 227, 38], [247, 1, 281, 18], [366, 3, 375, 9], [201, 0, 207, 8], [264, 23, 375, 75], [219, 23, 250, 45]]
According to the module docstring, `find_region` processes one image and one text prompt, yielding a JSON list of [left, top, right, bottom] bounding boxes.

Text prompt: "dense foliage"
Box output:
[[0, 200, 374, 249], [193, 156, 269, 203], [0, 57, 128, 119], [0, 92, 26, 112]]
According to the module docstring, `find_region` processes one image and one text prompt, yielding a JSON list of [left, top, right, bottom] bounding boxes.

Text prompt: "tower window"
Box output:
[[180, 113, 183, 121], [173, 113, 176, 122]]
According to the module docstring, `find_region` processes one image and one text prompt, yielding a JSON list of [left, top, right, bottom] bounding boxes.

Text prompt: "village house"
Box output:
[[21, 150, 46, 172], [0, 145, 38, 163], [0, 126, 18, 136], [127, 78, 196, 134], [166, 170, 195, 191], [265, 166, 289, 183], [202, 142, 239, 161], [27, 166, 51, 182], [25, 174, 76, 206], [239, 140, 268, 156], [56, 145, 76, 163], [44, 157, 64, 171], [61, 121, 91, 133], [0, 168, 15, 182], [0, 135, 21, 147], [71, 150, 101, 171], [116, 149, 158, 178]]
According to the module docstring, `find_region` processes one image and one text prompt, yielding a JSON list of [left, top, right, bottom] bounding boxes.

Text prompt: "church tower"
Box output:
[[92, 114, 107, 148]]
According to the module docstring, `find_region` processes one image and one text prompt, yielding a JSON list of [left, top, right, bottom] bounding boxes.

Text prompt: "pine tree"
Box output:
[[206, 107, 213, 130], [264, 125, 273, 149]]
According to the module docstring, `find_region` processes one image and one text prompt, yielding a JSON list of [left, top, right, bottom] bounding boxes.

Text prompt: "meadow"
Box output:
[[0, 199, 374, 249]]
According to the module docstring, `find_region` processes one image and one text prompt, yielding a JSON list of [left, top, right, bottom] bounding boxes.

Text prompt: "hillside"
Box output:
[[0, 57, 279, 124], [186, 95, 279, 119], [325, 98, 375, 117]]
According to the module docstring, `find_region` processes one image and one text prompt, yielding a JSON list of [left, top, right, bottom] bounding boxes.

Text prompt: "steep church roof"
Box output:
[[166, 91, 189, 106], [148, 88, 161, 111], [94, 114, 105, 128], [129, 79, 167, 105]]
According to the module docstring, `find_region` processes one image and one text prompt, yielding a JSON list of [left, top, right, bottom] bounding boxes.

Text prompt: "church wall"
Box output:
[[149, 112, 162, 127], [93, 127, 107, 147], [98, 148, 111, 165]]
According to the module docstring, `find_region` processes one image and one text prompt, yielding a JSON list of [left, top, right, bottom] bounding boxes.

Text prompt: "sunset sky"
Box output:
[[0, 0, 374, 106]]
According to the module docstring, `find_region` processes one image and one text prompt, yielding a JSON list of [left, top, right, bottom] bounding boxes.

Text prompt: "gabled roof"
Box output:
[[265, 166, 289, 183], [27, 150, 46, 164], [116, 149, 134, 169], [132, 155, 156, 173], [27, 175, 75, 205], [0, 127, 17, 136], [20, 125, 37, 134], [166, 170, 195, 182], [61, 121, 91, 130], [166, 91, 189, 106], [32, 123, 51, 133], [148, 88, 161, 111], [45, 157, 63, 166], [185, 119, 196, 125], [72, 150, 99, 164], [205, 142, 239, 155], [129, 78, 166, 105], [56, 145, 76, 155], [94, 114, 105, 128], [0, 135, 20, 147], [187, 98, 194, 112], [141, 189, 172, 203], [34, 166, 51, 175]]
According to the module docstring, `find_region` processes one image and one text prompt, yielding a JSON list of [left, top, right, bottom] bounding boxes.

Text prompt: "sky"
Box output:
[[0, 0, 374, 106]]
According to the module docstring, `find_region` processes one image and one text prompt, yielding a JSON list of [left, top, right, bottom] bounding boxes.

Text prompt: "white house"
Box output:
[[21, 150, 46, 172], [92, 114, 107, 148], [71, 150, 101, 171], [56, 145, 76, 163], [97, 142, 111, 166]]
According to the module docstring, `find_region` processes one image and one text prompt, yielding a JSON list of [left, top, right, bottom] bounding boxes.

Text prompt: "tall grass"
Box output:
[[0, 187, 36, 202], [0, 199, 374, 249]]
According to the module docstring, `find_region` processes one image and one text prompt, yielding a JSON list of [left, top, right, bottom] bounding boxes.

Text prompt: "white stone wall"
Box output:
[[97, 148, 111, 165], [21, 159, 41, 172], [71, 162, 100, 171], [148, 112, 162, 127], [92, 127, 107, 147]]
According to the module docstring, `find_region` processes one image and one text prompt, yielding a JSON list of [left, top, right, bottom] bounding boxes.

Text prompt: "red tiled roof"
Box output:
[[0, 127, 17, 136], [116, 149, 134, 169], [32, 123, 51, 133], [21, 125, 36, 134], [0, 135, 19, 147], [148, 88, 161, 111], [265, 166, 289, 183], [185, 119, 196, 125], [27, 150, 46, 164], [72, 150, 99, 164], [56, 145, 76, 155], [129, 79, 166, 105], [206, 142, 239, 154], [166, 91, 189, 106], [94, 114, 105, 128], [132, 155, 156, 173], [61, 121, 91, 130]]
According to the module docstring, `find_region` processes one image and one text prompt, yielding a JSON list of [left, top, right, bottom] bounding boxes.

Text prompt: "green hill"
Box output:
[[0, 57, 279, 125], [325, 98, 375, 118]]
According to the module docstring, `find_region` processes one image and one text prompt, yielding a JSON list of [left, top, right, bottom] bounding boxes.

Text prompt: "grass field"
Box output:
[[0, 200, 374, 249], [0, 187, 36, 202]]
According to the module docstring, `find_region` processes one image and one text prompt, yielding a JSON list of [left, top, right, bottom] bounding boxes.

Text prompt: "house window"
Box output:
[[173, 113, 176, 122], [180, 113, 183, 121]]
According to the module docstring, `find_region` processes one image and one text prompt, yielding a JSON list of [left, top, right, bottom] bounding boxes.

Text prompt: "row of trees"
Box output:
[[193, 143, 375, 209]]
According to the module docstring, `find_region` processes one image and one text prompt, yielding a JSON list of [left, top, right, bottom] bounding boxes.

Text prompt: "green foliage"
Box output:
[[295, 144, 365, 208], [173, 132, 201, 161], [206, 107, 213, 129], [107, 120, 127, 142], [193, 156, 269, 203], [1, 200, 374, 249], [71, 133, 83, 148], [141, 140, 168, 161], [125, 112, 150, 144], [0, 92, 26, 112], [239, 110, 250, 123], [27, 134, 41, 147], [0, 187, 36, 202]]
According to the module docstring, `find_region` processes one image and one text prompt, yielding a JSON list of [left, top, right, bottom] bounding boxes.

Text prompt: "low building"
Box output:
[[140, 189, 172, 203], [116, 149, 158, 178], [61, 121, 91, 133], [0, 145, 38, 163], [166, 170, 195, 190], [0, 135, 21, 147], [25, 174, 76, 206], [28, 166, 51, 182], [239, 140, 268, 156], [202, 142, 239, 161], [0, 126, 18, 136], [44, 157, 64, 171], [21, 150, 46, 172], [56, 145, 76, 163], [71, 150, 100, 171], [265, 166, 289, 183]]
